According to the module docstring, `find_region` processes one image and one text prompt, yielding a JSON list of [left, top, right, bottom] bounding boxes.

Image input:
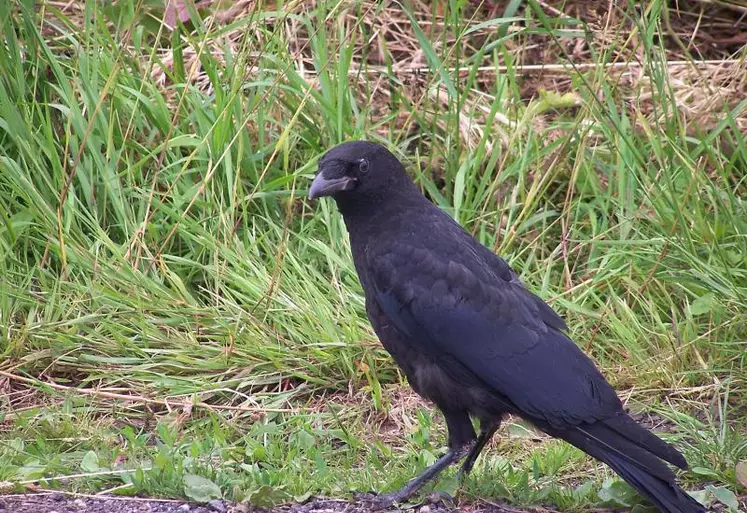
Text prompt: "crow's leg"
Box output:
[[374, 444, 473, 508], [373, 410, 474, 509], [458, 419, 501, 478]]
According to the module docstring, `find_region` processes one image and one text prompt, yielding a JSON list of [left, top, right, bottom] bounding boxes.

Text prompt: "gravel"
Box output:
[[0, 494, 548, 513]]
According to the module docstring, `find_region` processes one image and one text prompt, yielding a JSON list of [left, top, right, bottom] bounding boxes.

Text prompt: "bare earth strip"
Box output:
[[2, 492, 745, 512], [0, 494, 576, 513]]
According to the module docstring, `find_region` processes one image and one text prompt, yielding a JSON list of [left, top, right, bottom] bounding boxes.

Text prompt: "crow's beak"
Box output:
[[308, 171, 357, 200]]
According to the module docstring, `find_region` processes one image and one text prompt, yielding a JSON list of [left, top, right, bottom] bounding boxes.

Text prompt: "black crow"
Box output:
[[308, 140, 704, 513]]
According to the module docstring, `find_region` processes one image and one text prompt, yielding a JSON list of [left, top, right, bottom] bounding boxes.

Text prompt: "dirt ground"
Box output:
[[0, 493, 221, 513], [0, 494, 585, 513]]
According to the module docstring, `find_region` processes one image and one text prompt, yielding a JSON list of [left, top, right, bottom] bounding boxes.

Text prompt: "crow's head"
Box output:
[[308, 140, 411, 203]]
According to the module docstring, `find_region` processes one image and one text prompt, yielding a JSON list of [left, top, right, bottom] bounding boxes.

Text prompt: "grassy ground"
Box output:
[[0, 0, 745, 511]]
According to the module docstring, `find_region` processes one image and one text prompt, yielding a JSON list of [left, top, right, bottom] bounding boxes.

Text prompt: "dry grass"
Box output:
[[40, 1, 745, 135]]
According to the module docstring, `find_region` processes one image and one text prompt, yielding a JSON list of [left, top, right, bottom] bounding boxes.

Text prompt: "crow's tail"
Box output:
[[558, 415, 705, 513], [598, 451, 705, 513]]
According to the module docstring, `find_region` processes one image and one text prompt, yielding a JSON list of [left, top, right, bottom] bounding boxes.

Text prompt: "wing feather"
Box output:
[[369, 240, 621, 430]]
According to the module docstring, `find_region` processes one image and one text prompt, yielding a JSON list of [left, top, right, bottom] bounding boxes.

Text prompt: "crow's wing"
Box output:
[[366, 238, 622, 430]]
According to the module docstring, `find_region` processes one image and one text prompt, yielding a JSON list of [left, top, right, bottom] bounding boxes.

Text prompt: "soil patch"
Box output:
[[0, 494, 218, 513], [0, 494, 567, 513]]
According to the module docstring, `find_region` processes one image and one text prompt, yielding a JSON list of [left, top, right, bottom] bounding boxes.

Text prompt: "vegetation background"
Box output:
[[0, 0, 745, 511]]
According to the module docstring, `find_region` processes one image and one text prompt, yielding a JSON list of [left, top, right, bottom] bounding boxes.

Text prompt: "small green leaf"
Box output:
[[250, 445, 266, 460], [434, 473, 459, 498], [421, 449, 437, 466], [183, 474, 222, 503], [18, 460, 45, 480], [690, 293, 716, 316], [80, 450, 100, 472], [246, 484, 289, 507], [691, 466, 720, 478], [572, 481, 594, 499], [294, 429, 315, 450], [707, 485, 739, 511], [598, 478, 637, 507]]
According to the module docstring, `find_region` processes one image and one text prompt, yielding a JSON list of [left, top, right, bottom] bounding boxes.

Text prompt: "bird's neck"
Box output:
[[335, 187, 426, 242]]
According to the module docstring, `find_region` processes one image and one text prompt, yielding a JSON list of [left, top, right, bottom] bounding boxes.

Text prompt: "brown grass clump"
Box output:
[[37, 1, 745, 143]]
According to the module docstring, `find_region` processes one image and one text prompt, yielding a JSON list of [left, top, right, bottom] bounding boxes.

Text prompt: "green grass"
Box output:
[[0, 0, 745, 511]]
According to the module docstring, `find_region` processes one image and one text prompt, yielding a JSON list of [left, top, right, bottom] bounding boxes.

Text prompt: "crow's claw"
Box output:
[[427, 490, 455, 504], [355, 491, 397, 511]]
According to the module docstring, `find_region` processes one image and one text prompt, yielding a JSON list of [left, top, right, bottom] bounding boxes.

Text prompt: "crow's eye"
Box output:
[[358, 158, 369, 174]]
